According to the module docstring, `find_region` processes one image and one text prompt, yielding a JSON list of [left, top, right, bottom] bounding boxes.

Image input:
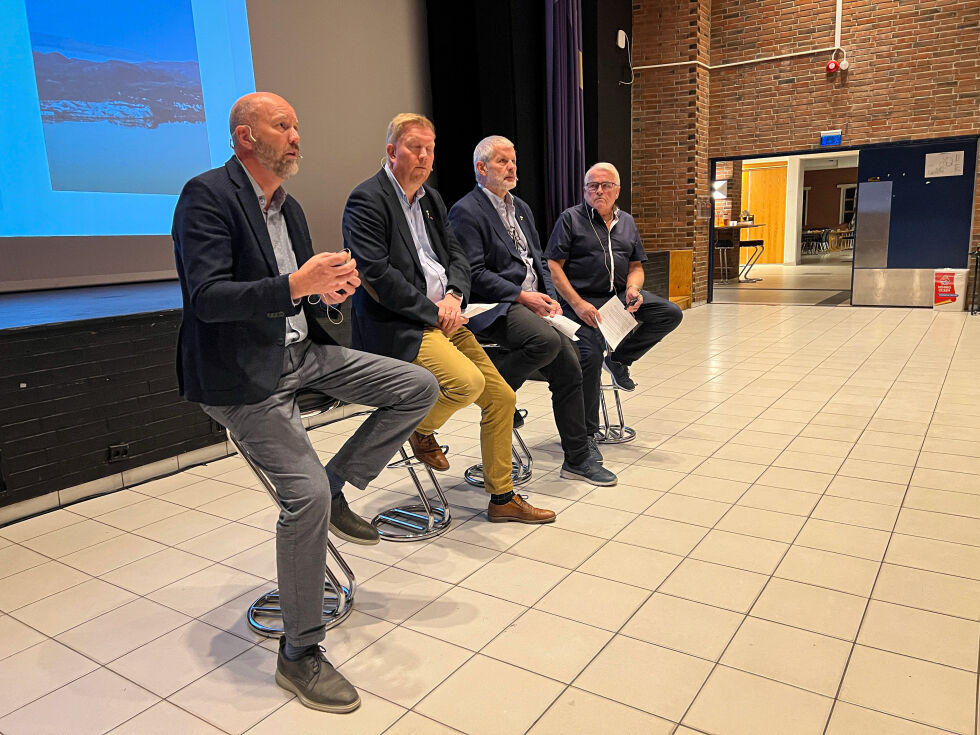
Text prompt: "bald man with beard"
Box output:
[[172, 92, 439, 713]]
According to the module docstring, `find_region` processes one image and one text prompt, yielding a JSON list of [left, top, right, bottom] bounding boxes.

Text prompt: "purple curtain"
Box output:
[[545, 0, 586, 228]]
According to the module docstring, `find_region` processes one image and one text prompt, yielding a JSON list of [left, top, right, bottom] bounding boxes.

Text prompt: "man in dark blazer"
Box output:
[[173, 93, 438, 713], [448, 136, 616, 487], [343, 114, 554, 524]]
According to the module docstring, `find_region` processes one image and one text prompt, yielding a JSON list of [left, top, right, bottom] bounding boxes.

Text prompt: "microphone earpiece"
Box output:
[[229, 126, 258, 148]]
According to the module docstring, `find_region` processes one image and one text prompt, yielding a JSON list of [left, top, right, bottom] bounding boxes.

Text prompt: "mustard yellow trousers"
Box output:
[[413, 327, 516, 495]]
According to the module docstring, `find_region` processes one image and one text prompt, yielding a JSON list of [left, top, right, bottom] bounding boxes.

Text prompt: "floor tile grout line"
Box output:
[[819, 308, 961, 735], [3, 306, 977, 734], [660, 307, 939, 732]]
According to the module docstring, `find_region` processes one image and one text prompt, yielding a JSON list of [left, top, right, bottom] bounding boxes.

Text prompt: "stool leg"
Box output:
[[372, 445, 452, 541], [596, 386, 637, 444], [231, 432, 357, 637], [465, 418, 534, 488]]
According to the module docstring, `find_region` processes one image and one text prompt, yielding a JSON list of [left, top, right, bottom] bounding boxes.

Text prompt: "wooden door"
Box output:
[[740, 163, 786, 264]]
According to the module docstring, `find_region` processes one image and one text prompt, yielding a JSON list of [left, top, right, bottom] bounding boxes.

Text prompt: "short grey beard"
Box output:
[[255, 138, 299, 180]]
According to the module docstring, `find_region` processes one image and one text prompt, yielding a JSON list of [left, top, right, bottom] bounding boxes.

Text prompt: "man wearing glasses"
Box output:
[[448, 136, 616, 485], [546, 163, 683, 437]]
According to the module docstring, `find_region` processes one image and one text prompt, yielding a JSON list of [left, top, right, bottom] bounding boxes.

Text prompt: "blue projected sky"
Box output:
[[27, 0, 211, 195], [26, 0, 201, 62], [0, 0, 255, 236]]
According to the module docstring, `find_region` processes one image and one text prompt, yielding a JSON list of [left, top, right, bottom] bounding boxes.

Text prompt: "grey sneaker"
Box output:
[[329, 493, 379, 545], [587, 436, 604, 465], [559, 459, 618, 487], [603, 356, 636, 391], [276, 638, 360, 713]]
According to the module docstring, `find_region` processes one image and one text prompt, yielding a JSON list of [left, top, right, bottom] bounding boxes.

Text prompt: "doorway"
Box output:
[[710, 152, 858, 306]]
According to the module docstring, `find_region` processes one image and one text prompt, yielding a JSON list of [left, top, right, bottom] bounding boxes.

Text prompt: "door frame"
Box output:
[[707, 134, 978, 303]]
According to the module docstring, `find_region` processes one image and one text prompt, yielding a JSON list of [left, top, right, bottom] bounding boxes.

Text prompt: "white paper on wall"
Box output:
[[924, 151, 964, 178]]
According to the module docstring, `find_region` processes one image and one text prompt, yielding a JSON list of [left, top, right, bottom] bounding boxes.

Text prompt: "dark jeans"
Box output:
[[478, 303, 590, 465], [565, 289, 683, 434]]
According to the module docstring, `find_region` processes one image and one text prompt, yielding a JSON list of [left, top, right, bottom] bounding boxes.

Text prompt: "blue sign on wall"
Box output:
[[820, 129, 843, 147]]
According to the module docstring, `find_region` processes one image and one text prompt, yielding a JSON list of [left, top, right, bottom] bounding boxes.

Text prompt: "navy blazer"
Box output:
[[343, 168, 471, 363], [173, 157, 335, 405], [448, 186, 556, 333]]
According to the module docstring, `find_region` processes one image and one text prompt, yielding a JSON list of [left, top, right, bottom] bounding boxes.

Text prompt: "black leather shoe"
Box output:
[[276, 638, 360, 713], [513, 408, 526, 430], [329, 493, 379, 545], [560, 459, 618, 487], [587, 436, 604, 465], [603, 356, 636, 391]]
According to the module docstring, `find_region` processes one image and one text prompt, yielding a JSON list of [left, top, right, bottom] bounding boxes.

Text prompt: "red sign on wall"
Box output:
[[934, 271, 959, 306]]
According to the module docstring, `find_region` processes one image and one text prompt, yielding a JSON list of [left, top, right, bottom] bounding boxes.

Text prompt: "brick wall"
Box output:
[[0, 312, 224, 508], [631, 0, 711, 297], [633, 0, 980, 302]]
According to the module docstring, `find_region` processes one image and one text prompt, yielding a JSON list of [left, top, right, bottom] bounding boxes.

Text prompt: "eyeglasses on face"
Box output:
[[584, 181, 619, 193]]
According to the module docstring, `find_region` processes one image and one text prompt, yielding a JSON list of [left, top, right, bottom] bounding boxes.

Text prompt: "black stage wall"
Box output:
[[426, 0, 633, 234], [583, 0, 633, 212], [425, 0, 548, 229]]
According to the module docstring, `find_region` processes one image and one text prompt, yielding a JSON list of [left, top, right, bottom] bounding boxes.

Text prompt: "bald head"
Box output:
[[230, 92, 291, 146], [229, 92, 301, 182]]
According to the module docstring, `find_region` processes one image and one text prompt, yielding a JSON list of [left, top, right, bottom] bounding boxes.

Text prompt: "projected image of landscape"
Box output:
[[26, 0, 210, 195]]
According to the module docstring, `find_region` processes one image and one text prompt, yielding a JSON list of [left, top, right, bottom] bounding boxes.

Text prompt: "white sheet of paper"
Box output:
[[542, 313, 580, 341], [596, 296, 638, 351], [462, 303, 497, 318]]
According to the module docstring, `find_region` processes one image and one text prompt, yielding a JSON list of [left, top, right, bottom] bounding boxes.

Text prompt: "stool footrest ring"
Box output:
[[464, 426, 534, 488], [597, 383, 636, 445], [372, 445, 452, 541]]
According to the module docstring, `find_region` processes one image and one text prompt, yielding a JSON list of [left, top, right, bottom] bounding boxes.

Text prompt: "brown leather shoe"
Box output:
[[408, 431, 449, 471], [487, 494, 556, 524]]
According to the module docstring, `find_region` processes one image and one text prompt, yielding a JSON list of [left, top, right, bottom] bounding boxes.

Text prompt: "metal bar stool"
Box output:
[[739, 240, 764, 282], [227, 389, 356, 637], [597, 341, 636, 445], [597, 382, 636, 444], [371, 439, 453, 542], [464, 408, 534, 487]]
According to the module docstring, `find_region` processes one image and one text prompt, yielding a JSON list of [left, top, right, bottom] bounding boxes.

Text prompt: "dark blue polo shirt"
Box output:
[[545, 203, 647, 297]]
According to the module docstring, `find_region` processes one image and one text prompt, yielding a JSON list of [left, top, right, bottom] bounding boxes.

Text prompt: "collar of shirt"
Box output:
[[236, 156, 286, 213], [479, 184, 515, 217], [584, 201, 620, 231], [480, 184, 527, 248], [384, 164, 427, 208]]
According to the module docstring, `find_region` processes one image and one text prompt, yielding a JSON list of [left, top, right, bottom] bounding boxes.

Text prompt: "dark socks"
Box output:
[[283, 640, 317, 661], [490, 491, 515, 505], [325, 467, 345, 499]]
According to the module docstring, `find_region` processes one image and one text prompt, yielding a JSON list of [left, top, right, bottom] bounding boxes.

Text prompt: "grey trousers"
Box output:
[[201, 340, 438, 646]]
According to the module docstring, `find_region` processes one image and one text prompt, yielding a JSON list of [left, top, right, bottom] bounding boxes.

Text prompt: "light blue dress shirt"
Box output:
[[237, 157, 308, 345], [480, 185, 538, 293], [383, 164, 448, 304]]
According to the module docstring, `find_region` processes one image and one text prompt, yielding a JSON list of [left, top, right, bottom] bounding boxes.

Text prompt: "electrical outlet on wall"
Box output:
[[107, 443, 130, 463]]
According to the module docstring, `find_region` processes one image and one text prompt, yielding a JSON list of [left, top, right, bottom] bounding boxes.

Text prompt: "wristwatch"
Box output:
[[446, 287, 463, 301]]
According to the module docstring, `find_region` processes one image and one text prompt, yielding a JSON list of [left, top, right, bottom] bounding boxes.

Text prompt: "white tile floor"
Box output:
[[1, 303, 979, 735]]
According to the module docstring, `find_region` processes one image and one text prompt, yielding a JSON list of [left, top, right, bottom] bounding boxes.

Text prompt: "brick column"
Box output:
[[632, 0, 711, 301]]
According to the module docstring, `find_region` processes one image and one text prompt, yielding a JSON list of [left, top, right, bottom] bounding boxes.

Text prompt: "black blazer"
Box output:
[[172, 157, 334, 405], [343, 168, 470, 363], [448, 186, 556, 333]]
